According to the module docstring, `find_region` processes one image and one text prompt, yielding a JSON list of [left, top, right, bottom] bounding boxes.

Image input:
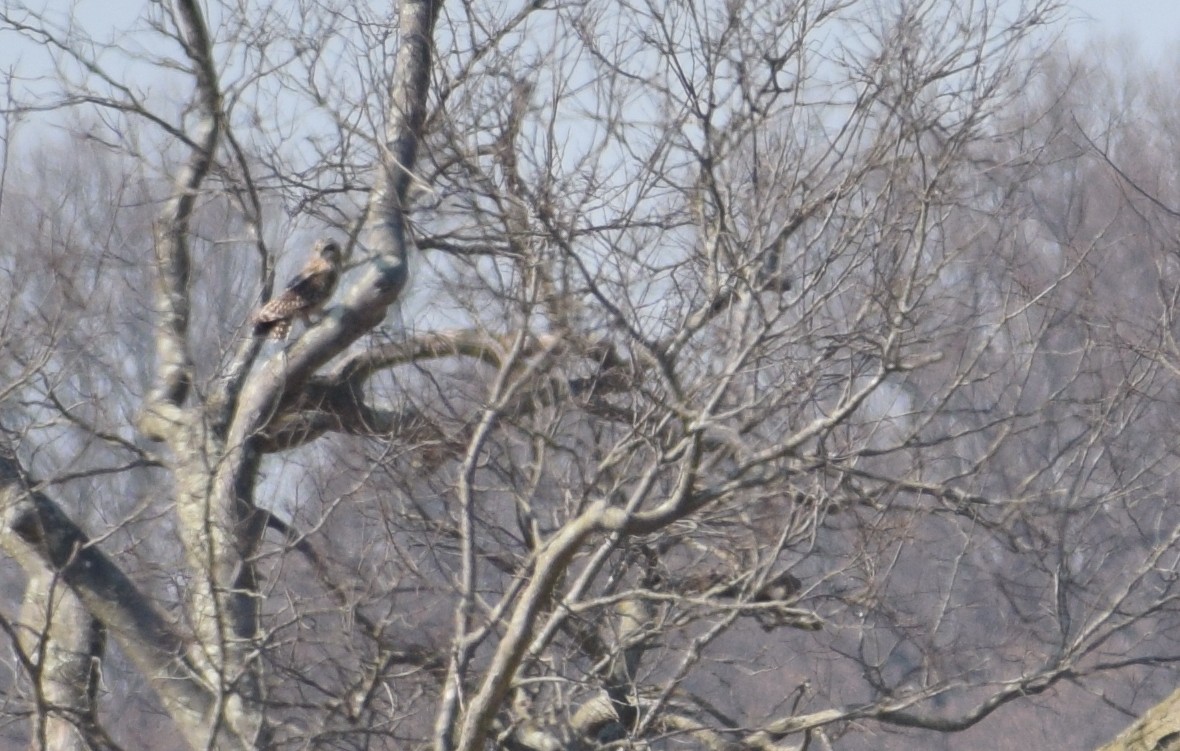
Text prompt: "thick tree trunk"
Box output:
[[12, 561, 104, 751], [1095, 689, 1180, 751], [0, 449, 253, 751]]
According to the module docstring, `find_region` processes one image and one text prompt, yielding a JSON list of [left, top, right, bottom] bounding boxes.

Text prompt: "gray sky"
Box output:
[[67, 0, 1180, 52], [1068, 0, 1180, 61], [2, 1, 1176, 94], [37, 0, 1180, 52]]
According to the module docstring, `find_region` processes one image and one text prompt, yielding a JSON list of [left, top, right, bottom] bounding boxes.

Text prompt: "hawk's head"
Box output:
[[316, 239, 342, 268]]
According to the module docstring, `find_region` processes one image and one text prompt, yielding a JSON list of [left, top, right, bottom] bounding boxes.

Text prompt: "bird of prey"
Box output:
[[251, 239, 343, 339]]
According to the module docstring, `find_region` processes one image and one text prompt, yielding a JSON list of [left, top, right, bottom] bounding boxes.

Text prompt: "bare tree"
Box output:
[[3, 1, 1180, 750]]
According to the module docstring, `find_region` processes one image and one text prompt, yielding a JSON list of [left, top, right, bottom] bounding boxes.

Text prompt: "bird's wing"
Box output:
[[289, 271, 327, 298]]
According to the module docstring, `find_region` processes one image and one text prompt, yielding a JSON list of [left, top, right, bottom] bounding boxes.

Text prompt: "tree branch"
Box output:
[[137, 0, 224, 440]]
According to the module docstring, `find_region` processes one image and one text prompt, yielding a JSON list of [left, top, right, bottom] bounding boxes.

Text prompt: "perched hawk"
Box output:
[[251, 239, 343, 339]]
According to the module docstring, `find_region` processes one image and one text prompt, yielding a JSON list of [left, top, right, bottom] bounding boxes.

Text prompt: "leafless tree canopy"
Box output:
[[2, 1, 1179, 749]]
